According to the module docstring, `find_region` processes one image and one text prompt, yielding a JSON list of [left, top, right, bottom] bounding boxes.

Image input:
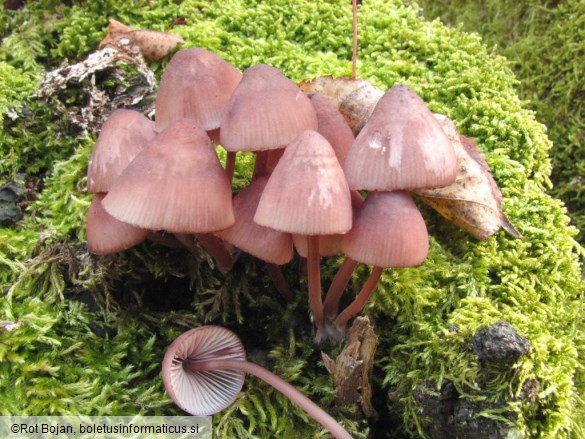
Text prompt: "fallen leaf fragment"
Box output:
[[35, 46, 156, 132], [415, 115, 522, 240], [99, 18, 184, 62], [300, 75, 521, 240], [322, 316, 378, 418], [300, 76, 382, 135]]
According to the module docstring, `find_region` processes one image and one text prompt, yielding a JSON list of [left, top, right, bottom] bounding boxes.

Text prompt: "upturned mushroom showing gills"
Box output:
[[163, 326, 352, 439], [254, 130, 352, 338]]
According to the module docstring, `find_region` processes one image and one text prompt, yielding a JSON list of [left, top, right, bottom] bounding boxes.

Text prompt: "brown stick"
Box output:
[[352, 0, 358, 79]]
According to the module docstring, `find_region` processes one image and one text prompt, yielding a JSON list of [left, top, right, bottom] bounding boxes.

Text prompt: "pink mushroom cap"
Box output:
[[102, 119, 234, 233], [344, 84, 458, 191], [220, 64, 318, 152], [342, 191, 429, 267], [155, 47, 242, 132], [254, 130, 352, 235], [87, 109, 156, 193]]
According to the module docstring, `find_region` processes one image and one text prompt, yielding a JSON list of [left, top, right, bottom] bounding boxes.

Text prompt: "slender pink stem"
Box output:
[[252, 151, 269, 181], [225, 151, 237, 182], [322, 257, 358, 321], [352, 0, 358, 79], [195, 233, 235, 273], [174, 233, 200, 255], [185, 359, 352, 439], [335, 266, 382, 327], [307, 235, 325, 334], [266, 263, 295, 302]]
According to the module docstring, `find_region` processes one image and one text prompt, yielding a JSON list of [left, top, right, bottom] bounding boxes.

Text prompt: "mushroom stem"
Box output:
[[307, 235, 325, 336], [351, 0, 358, 79], [225, 151, 237, 182], [185, 358, 352, 439], [173, 233, 201, 256], [322, 256, 358, 321], [195, 233, 235, 273], [266, 263, 295, 302], [334, 265, 383, 327], [252, 151, 269, 180]]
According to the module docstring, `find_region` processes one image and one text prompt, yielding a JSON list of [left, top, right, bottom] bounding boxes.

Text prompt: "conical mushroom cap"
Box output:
[[102, 119, 234, 233], [215, 177, 293, 265], [87, 109, 156, 193], [254, 130, 352, 235], [155, 48, 242, 132], [344, 84, 458, 191], [162, 326, 246, 416], [86, 193, 148, 254], [220, 64, 318, 152], [310, 93, 354, 167], [292, 190, 363, 257], [342, 191, 429, 267]]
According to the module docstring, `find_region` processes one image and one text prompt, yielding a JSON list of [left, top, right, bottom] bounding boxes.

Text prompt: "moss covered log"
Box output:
[[0, 0, 583, 437]]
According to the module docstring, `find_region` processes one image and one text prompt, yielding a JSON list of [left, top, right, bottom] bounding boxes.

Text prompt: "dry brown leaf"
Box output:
[[99, 18, 184, 62], [300, 76, 382, 135], [300, 75, 521, 240], [415, 115, 521, 240]]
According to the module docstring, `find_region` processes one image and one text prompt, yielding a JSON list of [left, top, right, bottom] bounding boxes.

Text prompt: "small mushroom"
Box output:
[[343, 84, 458, 191], [309, 92, 355, 167], [163, 326, 352, 439], [102, 119, 235, 272], [220, 64, 318, 179], [102, 119, 234, 233], [254, 130, 352, 337], [214, 177, 293, 265], [323, 191, 428, 337], [155, 47, 242, 133]]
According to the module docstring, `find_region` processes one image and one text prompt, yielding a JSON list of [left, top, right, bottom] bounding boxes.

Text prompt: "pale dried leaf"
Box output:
[[300, 76, 382, 135], [415, 115, 521, 240], [99, 19, 184, 62]]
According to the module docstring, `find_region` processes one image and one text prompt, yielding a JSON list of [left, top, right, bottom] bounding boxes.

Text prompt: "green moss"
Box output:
[[0, 0, 583, 437], [414, 0, 585, 245]]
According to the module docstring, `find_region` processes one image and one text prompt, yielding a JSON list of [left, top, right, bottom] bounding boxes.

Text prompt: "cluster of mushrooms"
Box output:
[[86, 47, 458, 437]]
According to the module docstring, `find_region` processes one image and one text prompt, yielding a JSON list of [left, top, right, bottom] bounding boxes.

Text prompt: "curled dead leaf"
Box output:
[[415, 115, 521, 240], [300, 75, 521, 240], [99, 18, 184, 62]]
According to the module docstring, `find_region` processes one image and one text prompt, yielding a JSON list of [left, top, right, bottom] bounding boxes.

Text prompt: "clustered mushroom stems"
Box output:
[[87, 1, 403, 337]]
